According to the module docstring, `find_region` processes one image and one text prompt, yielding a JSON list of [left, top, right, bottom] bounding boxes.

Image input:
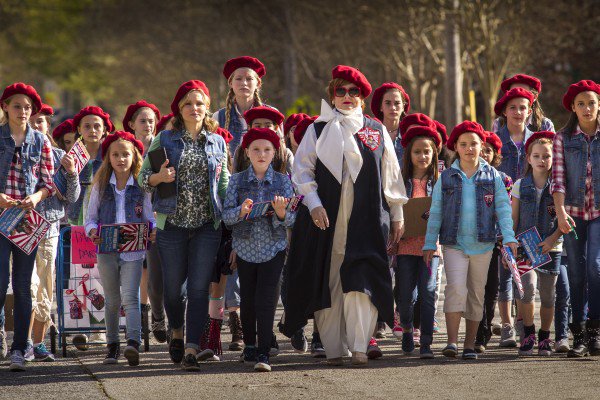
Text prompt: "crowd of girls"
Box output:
[[1, 58, 599, 372]]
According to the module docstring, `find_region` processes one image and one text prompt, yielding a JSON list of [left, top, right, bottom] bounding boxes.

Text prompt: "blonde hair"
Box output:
[[92, 138, 143, 195], [523, 138, 553, 177], [172, 89, 219, 132], [327, 78, 366, 110], [224, 69, 263, 130], [0, 95, 33, 125]]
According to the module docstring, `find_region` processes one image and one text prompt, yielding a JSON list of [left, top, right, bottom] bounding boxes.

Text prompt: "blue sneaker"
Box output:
[[34, 343, 55, 362], [23, 341, 35, 362], [420, 343, 434, 359], [433, 318, 440, 333], [240, 346, 257, 363], [442, 343, 458, 358], [254, 353, 271, 372], [402, 331, 415, 354]]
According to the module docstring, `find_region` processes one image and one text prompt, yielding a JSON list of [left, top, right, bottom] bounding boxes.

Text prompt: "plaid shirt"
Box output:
[[5, 136, 55, 201], [551, 126, 600, 221]]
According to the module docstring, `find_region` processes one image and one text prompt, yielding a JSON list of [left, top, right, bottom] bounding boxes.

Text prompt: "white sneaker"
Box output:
[[499, 324, 517, 347], [555, 338, 570, 353], [9, 350, 26, 372]]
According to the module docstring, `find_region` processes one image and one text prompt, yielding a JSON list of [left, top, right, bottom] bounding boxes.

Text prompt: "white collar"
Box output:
[[110, 172, 134, 189]]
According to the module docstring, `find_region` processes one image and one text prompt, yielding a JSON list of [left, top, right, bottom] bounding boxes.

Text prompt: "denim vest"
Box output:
[[439, 163, 498, 245], [516, 174, 560, 241], [405, 176, 434, 198], [216, 106, 247, 156], [97, 180, 145, 225], [68, 151, 103, 221], [497, 125, 532, 181], [152, 129, 226, 221], [393, 135, 404, 165], [36, 148, 67, 222], [562, 130, 600, 208], [0, 124, 45, 197], [230, 166, 289, 241]]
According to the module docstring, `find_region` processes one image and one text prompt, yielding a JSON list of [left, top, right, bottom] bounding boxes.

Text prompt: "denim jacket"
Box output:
[[215, 103, 277, 156], [405, 176, 434, 198], [36, 147, 80, 222], [68, 150, 102, 222], [497, 125, 533, 181], [516, 174, 560, 243], [98, 180, 145, 225], [562, 131, 600, 208], [0, 124, 45, 196]]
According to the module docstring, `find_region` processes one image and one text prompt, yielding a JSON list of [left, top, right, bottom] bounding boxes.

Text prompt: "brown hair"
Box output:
[[92, 138, 143, 195], [482, 143, 503, 168], [56, 132, 80, 152], [327, 78, 366, 110], [171, 89, 219, 133], [232, 140, 287, 174], [130, 106, 158, 132], [560, 91, 600, 136], [224, 69, 263, 130], [522, 138, 553, 177], [401, 136, 439, 183]]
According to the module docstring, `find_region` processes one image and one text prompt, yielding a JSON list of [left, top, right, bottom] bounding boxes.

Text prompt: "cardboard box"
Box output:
[[402, 197, 432, 238]]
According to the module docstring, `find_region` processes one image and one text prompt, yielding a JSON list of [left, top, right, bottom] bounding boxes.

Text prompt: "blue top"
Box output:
[[424, 159, 516, 255]]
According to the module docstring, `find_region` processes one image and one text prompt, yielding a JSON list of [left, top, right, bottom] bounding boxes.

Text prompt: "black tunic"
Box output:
[[282, 117, 394, 337]]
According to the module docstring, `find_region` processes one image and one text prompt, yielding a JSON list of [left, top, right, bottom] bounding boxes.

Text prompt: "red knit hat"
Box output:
[[494, 88, 535, 116], [0, 82, 42, 113], [283, 113, 309, 135], [73, 106, 115, 132], [447, 121, 486, 151], [525, 130, 555, 154], [400, 126, 442, 148], [170, 80, 210, 116], [484, 131, 503, 153], [433, 120, 448, 144], [243, 106, 285, 126], [398, 113, 436, 136], [370, 82, 410, 121], [241, 128, 281, 150], [101, 130, 144, 159], [501, 74, 542, 94], [38, 103, 54, 116], [294, 116, 318, 145], [331, 65, 372, 98], [214, 127, 233, 144], [562, 80, 600, 112], [52, 119, 75, 140], [122, 100, 161, 133], [156, 113, 174, 133], [222, 56, 266, 80]]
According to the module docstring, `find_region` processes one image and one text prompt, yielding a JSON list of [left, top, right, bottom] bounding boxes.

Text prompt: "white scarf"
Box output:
[[315, 100, 364, 184]]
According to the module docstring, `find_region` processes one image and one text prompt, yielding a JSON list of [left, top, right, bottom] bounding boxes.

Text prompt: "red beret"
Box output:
[[331, 65, 372, 98], [101, 130, 144, 159], [370, 82, 410, 121], [562, 80, 600, 112], [0, 82, 42, 113], [214, 127, 233, 144], [400, 126, 441, 149], [433, 120, 447, 144], [494, 87, 535, 116], [122, 100, 161, 133], [52, 119, 75, 140], [447, 121, 486, 151], [171, 80, 210, 116], [294, 116, 318, 145], [156, 113, 174, 133], [243, 106, 285, 126], [73, 106, 115, 133], [525, 130, 555, 154], [222, 56, 266, 80], [241, 128, 280, 150], [484, 131, 503, 153], [283, 113, 309, 135], [501, 74, 542, 94], [398, 113, 436, 136], [38, 103, 54, 116]]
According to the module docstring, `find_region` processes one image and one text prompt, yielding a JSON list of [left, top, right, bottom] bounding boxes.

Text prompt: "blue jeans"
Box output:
[[225, 269, 241, 308], [0, 236, 37, 352], [396, 254, 440, 346], [498, 258, 513, 302], [564, 216, 600, 322], [554, 257, 571, 341], [157, 222, 221, 350], [96, 254, 143, 344]]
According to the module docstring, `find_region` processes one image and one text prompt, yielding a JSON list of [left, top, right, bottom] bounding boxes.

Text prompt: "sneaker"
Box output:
[[240, 346, 257, 363], [168, 338, 185, 364], [23, 341, 35, 362], [474, 342, 486, 354], [310, 333, 326, 358], [375, 322, 387, 339], [254, 353, 271, 372], [413, 328, 421, 348], [72, 334, 89, 351], [554, 338, 570, 353], [420, 343, 434, 359], [392, 311, 403, 338], [519, 334, 536, 356], [538, 338, 553, 356], [402, 331, 415, 354], [228, 311, 244, 351], [33, 343, 55, 362], [433, 318, 440, 333], [366, 337, 383, 359], [151, 314, 167, 343], [491, 323, 502, 336], [351, 351, 368, 367], [103, 343, 120, 365], [197, 348, 219, 362], [0, 330, 7, 359], [291, 329, 308, 353], [123, 339, 140, 366], [181, 353, 200, 371], [269, 333, 279, 357], [9, 350, 26, 371], [442, 343, 458, 358], [516, 319, 525, 343], [462, 348, 478, 360], [499, 324, 517, 347]]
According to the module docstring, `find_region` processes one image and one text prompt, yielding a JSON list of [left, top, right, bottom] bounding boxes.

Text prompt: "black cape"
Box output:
[[282, 117, 394, 337]]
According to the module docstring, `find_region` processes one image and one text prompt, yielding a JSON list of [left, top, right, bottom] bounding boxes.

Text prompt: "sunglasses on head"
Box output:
[[334, 87, 361, 98]]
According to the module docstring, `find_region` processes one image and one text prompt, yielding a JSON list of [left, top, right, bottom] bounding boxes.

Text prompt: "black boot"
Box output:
[[567, 322, 589, 358], [586, 319, 600, 356]]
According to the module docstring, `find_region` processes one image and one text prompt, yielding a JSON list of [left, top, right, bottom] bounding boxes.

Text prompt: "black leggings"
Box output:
[[478, 246, 500, 336], [237, 251, 285, 355]]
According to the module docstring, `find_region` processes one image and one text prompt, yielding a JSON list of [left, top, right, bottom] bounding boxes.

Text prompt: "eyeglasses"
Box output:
[[334, 87, 361, 98]]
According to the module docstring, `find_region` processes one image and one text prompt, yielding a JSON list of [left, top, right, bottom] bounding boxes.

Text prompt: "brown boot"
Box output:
[[228, 311, 244, 351]]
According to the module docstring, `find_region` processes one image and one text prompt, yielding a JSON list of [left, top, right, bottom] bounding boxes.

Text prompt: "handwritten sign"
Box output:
[[71, 226, 97, 264]]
